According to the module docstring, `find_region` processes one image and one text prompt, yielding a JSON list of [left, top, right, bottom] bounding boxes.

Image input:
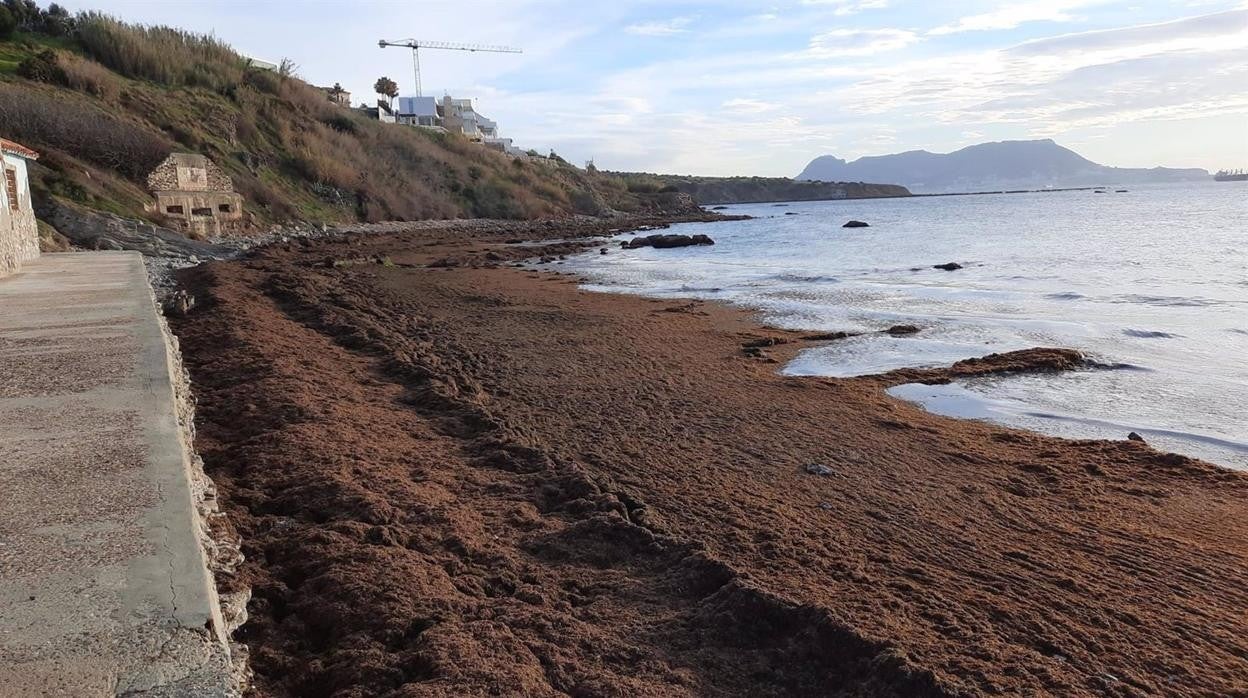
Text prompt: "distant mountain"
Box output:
[[796, 139, 1210, 194]]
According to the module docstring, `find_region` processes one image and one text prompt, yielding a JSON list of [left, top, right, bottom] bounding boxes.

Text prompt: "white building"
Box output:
[[375, 93, 529, 156], [439, 97, 484, 140], [1, 138, 40, 277], [358, 99, 397, 124], [396, 96, 442, 129]]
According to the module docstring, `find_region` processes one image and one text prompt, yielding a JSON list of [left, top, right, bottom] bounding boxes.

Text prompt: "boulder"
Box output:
[[886, 324, 920, 336], [843, 220, 869, 228], [624, 233, 715, 250], [933, 262, 963, 271]]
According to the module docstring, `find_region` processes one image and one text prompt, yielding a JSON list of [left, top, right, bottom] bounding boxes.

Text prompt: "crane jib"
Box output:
[[378, 39, 523, 97]]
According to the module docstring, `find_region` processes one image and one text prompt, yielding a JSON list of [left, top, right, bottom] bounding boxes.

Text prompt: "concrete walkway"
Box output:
[[0, 253, 235, 696]]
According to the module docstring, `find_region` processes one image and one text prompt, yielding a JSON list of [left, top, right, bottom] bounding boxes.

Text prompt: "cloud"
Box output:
[[721, 98, 779, 113], [624, 16, 695, 36], [808, 28, 920, 56], [800, 0, 889, 16], [928, 0, 1101, 35], [830, 7, 1248, 136], [1012, 7, 1248, 54], [434, 3, 1248, 174]]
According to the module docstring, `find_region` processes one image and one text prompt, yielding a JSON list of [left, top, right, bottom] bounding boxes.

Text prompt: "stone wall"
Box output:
[[0, 155, 40, 277], [146, 153, 244, 238], [146, 153, 235, 193]]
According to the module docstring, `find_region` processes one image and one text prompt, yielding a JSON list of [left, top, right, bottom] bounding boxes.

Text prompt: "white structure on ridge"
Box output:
[[380, 95, 525, 156]]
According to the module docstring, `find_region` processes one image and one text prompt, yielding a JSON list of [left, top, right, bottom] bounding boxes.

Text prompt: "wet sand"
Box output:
[[172, 221, 1248, 697]]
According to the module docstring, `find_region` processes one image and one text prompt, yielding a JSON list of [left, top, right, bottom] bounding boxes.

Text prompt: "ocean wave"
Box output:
[[1123, 328, 1181, 339], [1111, 294, 1220, 307], [1045, 292, 1085, 301], [773, 273, 840, 284]]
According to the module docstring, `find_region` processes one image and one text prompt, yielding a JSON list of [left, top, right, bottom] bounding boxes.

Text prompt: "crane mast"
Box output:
[[378, 39, 522, 97]]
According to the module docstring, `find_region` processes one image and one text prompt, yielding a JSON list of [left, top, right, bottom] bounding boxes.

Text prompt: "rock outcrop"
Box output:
[[37, 199, 230, 261], [623, 233, 715, 249]]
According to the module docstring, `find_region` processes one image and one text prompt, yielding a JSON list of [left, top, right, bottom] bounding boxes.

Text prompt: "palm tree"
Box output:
[[373, 77, 398, 107]]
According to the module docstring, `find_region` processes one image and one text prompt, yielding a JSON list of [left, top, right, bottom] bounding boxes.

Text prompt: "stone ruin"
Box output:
[[146, 153, 243, 237]]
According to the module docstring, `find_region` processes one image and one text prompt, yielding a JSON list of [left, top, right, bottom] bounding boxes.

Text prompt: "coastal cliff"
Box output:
[[0, 13, 701, 234], [602, 172, 911, 204]]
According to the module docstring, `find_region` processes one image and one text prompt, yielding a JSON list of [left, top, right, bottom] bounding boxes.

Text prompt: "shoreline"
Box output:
[[170, 219, 1248, 696]]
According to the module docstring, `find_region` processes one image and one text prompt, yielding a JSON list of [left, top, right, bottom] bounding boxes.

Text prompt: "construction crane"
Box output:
[[378, 39, 522, 97]]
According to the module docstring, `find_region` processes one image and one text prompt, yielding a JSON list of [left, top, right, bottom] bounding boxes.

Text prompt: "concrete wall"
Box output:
[[154, 191, 244, 238], [0, 154, 39, 277]]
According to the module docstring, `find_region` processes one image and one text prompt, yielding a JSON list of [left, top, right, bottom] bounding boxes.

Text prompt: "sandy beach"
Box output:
[[171, 220, 1248, 697]]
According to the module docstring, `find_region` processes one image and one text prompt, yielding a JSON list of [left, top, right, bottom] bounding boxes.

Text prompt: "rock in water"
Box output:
[[1127, 432, 1145, 442], [843, 220, 869, 228], [624, 234, 715, 249], [886, 324, 920, 336], [933, 262, 963, 271]]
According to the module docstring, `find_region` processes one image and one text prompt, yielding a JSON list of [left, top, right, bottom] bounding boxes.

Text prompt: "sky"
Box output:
[[58, 0, 1248, 176]]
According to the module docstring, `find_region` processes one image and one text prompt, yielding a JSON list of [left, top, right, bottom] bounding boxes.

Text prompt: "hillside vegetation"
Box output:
[[604, 171, 911, 204], [0, 2, 691, 233]]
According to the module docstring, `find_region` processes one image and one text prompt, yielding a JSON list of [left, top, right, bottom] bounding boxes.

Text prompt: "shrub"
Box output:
[[625, 179, 662, 194], [243, 65, 281, 95], [16, 49, 64, 83], [73, 12, 244, 91], [0, 82, 172, 179], [320, 113, 357, 134], [57, 52, 120, 100]]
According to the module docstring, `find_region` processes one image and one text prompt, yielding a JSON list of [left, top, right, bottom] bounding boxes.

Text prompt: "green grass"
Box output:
[[0, 31, 78, 71]]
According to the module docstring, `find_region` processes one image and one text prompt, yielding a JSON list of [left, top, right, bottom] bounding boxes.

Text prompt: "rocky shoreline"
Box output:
[[166, 218, 1248, 696]]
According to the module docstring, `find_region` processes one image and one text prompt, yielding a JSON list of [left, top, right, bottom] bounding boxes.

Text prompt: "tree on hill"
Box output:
[[2, 0, 70, 34], [0, 6, 16, 38], [373, 76, 398, 106], [40, 1, 69, 35], [2, 0, 39, 28]]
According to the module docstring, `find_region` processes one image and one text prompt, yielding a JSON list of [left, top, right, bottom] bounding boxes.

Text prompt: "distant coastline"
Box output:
[[798, 139, 1210, 194]]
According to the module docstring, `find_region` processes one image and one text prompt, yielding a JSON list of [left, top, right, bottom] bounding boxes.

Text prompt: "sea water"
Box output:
[[563, 182, 1248, 469]]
